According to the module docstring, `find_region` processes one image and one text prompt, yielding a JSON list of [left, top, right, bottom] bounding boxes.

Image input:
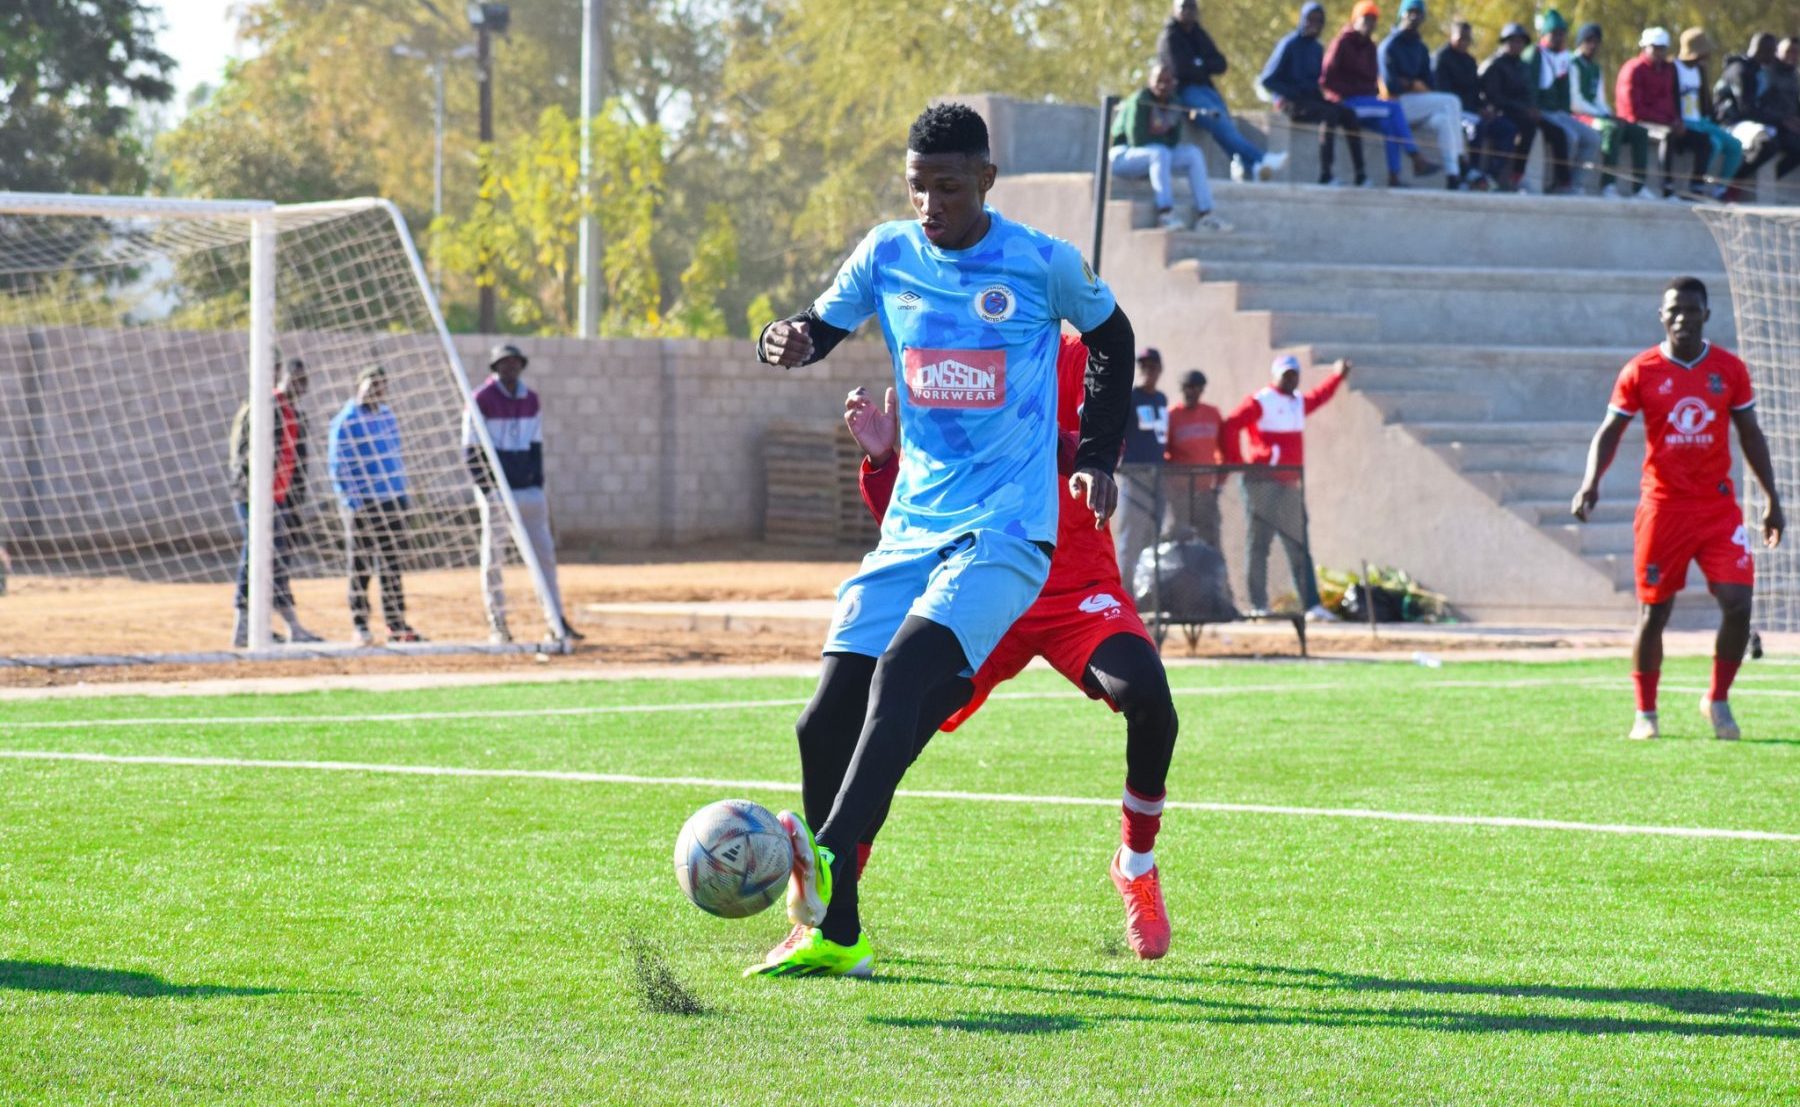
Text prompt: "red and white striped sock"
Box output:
[[1119, 784, 1166, 879]]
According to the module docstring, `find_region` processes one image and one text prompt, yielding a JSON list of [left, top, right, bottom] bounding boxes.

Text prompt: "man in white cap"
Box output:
[[1615, 27, 1714, 198], [1221, 354, 1352, 621]]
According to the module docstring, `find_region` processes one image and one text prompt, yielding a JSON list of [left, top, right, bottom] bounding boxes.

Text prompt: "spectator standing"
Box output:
[[1262, 2, 1369, 186], [464, 343, 582, 645], [1571, 23, 1652, 198], [1323, 1, 1442, 186], [1158, 0, 1290, 181], [1616, 28, 1713, 199], [327, 365, 421, 646], [227, 356, 323, 648], [1221, 355, 1350, 622], [1115, 349, 1173, 588], [1111, 63, 1233, 231], [1377, 0, 1467, 188], [1481, 22, 1564, 192], [1521, 10, 1602, 193], [1675, 31, 1743, 199], [1164, 370, 1225, 550], [1433, 20, 1516, 188]]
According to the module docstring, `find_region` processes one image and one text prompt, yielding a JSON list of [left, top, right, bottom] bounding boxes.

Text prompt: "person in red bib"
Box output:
[[1574, 276, 1785, 741], [841, 333, 1180, 960]]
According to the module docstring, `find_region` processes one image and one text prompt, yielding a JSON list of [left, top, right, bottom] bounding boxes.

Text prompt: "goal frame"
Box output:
[[0, 191, 565, 653]]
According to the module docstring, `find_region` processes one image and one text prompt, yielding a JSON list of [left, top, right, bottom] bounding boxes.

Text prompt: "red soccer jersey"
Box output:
[[1608, 342, 1755, 503]]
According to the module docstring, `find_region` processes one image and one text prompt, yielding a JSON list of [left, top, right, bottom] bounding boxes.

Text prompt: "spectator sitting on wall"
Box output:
[[1262, 2, 1370, 186], [1571, 23, 1653, 199], [1164, 369, 1225, 551], [1221, 355, 1350, 623], [1713, 34, 1800, 187], [1111, 62, 1234, 231], [1322, 1, 1443, 187], [1159, 0, 1290, 182], [1521, 9, 1602, 193], [1675, 31, 1744, 200], [1481, 22, 1563, 192], [1115, 348, 1173, 589], [1377, 0, 1468, 188], [1748, 36, 1800, 182], [1616, 27, 1713, 200], [1432, 20, 1516, 189]]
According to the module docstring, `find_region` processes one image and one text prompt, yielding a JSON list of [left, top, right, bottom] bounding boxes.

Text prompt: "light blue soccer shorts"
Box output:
[[823, 530, 1052, 673]]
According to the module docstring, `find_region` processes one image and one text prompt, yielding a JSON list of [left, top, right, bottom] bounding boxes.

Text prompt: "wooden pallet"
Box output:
[[764, 421, 881, 548]]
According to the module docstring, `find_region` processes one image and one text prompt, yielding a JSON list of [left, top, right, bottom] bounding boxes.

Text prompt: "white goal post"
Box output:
[[0, 192, 565, 663], [1696, 204, 1800, 634]]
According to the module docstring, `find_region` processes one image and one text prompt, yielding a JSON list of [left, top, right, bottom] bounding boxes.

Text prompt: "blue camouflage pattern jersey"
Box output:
[[812, 207, 1117, 550]]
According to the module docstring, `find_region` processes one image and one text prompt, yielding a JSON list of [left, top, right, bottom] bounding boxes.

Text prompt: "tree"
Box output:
[[0, 0, 174, 193]]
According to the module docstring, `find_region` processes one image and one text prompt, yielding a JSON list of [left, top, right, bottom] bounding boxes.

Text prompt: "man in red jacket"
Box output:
[[834, 334, 1181, 960], [1615, 27, 1713, 198], [1221, 354, 1351, 620]]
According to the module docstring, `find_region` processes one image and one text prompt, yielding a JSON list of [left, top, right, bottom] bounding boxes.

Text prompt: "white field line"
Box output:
[[0, 675, 1639, 731], [0, 749, 1794, 843]]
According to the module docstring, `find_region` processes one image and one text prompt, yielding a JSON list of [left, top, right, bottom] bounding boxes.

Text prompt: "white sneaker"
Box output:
[[1230, 158, 1250, 183], [1193, 213, 1233, 233], [1600, 183, 1621, 198], [1304, 604, 1339, 623], [1257, 151, 1289, 180], [1627, 710, 1660, 741], [1701, 697, 1740, 741], [1155, 210, 1186, 230], [352, 626, 375, 647]]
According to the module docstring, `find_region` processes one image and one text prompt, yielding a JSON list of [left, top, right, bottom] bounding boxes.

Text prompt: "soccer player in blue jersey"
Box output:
[[748, 103, 1138, 978]]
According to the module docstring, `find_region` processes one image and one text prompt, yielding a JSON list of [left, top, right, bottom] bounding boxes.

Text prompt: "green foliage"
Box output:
[[665, 205, 739, 338], [0, 0, 174, 192]]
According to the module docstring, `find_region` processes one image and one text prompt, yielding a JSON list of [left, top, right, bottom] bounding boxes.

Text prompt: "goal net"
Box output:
[[0, 193, 563, 665], [1697, 205, 1800, 634]]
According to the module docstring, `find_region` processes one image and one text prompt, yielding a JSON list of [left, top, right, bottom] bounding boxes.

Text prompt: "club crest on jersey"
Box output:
[[1645, 563, 1660, 586], [1666, 396, 1716, 444], [1707, 372, 1725, 395], [972, 284, 1017, 324], [1078, 592, 1123, 616], [902, 348, 1006, 409]]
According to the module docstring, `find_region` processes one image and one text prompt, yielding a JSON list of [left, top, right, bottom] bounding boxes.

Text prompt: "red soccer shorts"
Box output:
[[940, 583, 1154, 732], [1633, 496, 1754, 605]]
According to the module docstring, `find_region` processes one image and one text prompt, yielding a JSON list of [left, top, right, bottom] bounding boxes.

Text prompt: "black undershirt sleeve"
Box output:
[[754, 308, 853, 367], [1073, 303, 1135, 476]]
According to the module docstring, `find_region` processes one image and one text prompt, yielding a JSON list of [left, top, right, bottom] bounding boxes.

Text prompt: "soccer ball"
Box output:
[[673, 799, 793, 918]]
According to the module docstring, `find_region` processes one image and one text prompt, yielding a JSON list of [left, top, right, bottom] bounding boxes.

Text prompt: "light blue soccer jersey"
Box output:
[[812, 208, 1116, 549]]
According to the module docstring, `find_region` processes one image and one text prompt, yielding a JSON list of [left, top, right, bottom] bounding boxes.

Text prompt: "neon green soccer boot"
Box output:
[[744, 927, 874, 979]]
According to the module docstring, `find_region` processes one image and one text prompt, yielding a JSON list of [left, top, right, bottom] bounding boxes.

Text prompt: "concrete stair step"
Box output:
[[1462, 468, 1621, 501], [1438, 440, 1644, 472], [1314, 342, 1638, 372], [1356, 389, 1493, 422], [1270, 310, 1380, 344], [1506, 497, 1637, 526], [1542, 520, 1635, 556], [1190, 259, 1727, 295], [1407, 420, 1599, 445]]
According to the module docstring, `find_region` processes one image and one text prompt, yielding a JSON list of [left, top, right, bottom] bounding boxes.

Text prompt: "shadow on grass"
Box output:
[[0, 961, 288, 999], [874, 956, 1799, 1039]]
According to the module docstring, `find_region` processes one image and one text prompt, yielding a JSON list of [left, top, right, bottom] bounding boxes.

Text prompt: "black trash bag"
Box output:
[[1133, 533, 1239, 624], [1339, 581, 1409, 622]]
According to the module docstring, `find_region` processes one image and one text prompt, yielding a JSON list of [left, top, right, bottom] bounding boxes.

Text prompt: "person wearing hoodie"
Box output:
[[1480, 22, 1564, 191], [1570, 23, 1652, 198], [1260, 1, 1369, 185], [1433, 20, 1515, 188], [1675, 30, 1743, 198], [1616, 27, 1713, 199], [1322, 0, 1442, 185], [1715, 35, 1800, 188], [1520, 9, 1601, 193], [1157, 0, 1290, 181], [1377, 0, 1466, 188]]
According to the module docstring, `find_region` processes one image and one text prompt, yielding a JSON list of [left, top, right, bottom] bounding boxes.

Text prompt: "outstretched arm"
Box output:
[[757, 308, 854, 368], [1571, 411, 1632, 521], [1069, 304, 1136, 526], [1733, 407, 1786, 547]]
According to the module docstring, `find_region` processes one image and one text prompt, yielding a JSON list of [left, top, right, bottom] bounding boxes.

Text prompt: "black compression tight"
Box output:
[[1082, 632, 1179, 798]]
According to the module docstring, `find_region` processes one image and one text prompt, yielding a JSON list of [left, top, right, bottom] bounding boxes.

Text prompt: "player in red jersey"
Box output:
[[1573, 276, 1785, 741], [843, 334, 1180, 959]]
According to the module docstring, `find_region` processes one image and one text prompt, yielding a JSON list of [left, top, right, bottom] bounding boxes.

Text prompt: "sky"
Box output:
[[153, 0, 247, 114]]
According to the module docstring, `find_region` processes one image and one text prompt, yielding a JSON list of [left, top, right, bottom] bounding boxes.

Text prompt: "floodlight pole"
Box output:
[[475, 19, 497, 334], [577, 0, 605, 338]]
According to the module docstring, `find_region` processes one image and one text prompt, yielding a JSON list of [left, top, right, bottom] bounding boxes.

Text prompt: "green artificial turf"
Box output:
[[0, 656, 1794, 1104]]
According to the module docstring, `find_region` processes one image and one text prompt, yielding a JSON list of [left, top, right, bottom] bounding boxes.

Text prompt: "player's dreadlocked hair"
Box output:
[[907, 103, 990, 160], [1666, 275, 1709, 305]]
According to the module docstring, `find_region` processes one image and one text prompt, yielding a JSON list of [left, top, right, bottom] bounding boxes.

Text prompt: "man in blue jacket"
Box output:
[[1378, 0, 1467, 187], [328, 365, 422, 645], [1261, 2, 1368, 184], [1160, 0, 1289, 181]]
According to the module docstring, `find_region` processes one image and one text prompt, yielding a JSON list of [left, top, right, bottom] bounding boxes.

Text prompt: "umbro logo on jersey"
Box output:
[[902, 348, 1006, 409], [895, 291, 923, 311], [1078, 592, 1123, 615]]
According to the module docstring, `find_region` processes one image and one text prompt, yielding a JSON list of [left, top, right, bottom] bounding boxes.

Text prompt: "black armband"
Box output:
[[755, 308, 853, 368], [1073, 304, 1135, 476]]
